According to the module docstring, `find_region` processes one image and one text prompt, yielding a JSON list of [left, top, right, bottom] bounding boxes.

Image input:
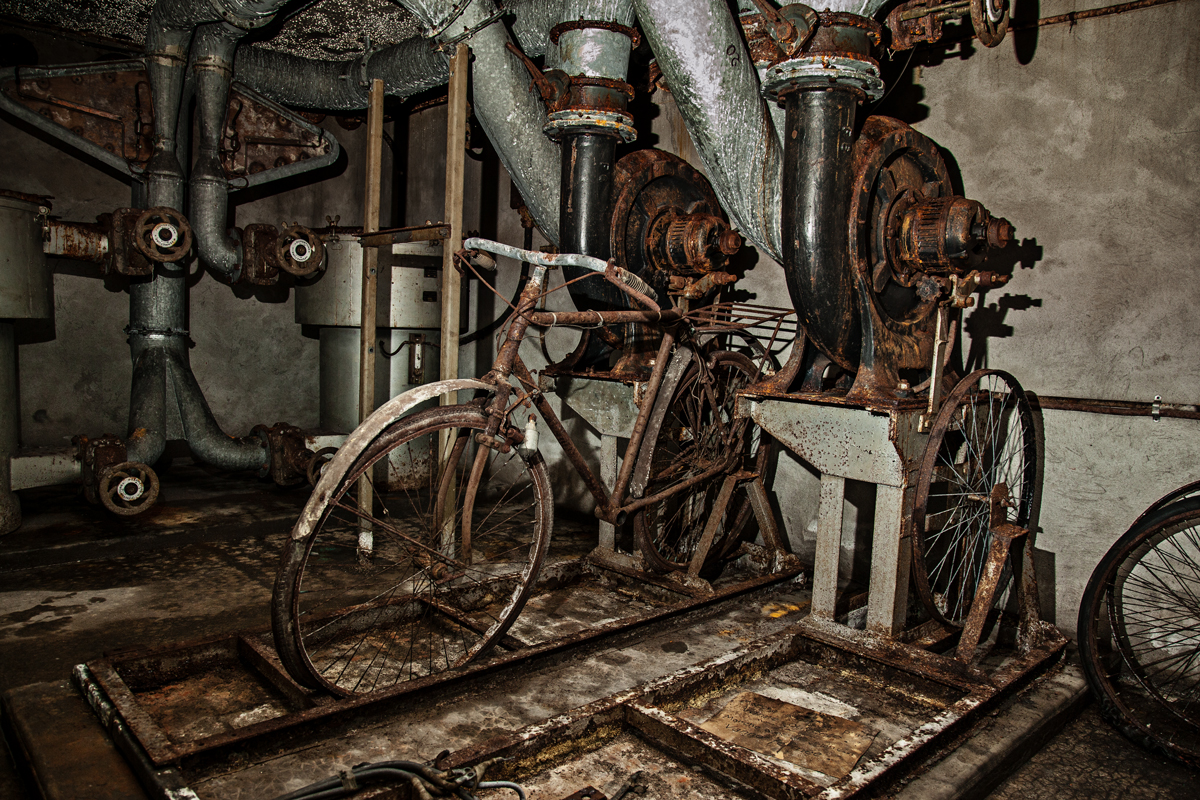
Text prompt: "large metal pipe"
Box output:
[[404, 0, 564, 244], [780, 89, 861, 369], [554, 0, 635, 318], [633, 0, 784, 261]]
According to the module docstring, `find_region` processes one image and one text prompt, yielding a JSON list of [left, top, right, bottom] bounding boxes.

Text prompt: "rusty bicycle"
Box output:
[[271, 237, 792, 697]]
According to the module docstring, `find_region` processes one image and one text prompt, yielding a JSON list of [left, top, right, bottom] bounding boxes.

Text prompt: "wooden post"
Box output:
[[440, 42, 469, 408], [438, 43, 469, 557], [357, 78, 385, 560]]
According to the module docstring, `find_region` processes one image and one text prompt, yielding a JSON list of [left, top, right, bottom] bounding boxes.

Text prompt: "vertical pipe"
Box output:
[[357, 78, 386, 556], [780, 89, 861, 369], [558, 133, 622, 309]]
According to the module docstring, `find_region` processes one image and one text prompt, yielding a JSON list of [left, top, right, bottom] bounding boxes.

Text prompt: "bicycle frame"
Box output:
[[459, 238, 743, 529]]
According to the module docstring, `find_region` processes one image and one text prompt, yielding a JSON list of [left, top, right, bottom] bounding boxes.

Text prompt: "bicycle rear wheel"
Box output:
[[633, 349, 769, 575], [272, 404, 552, 697], [911, 369, 1037, 627], [1078, 497, 1200, 765]]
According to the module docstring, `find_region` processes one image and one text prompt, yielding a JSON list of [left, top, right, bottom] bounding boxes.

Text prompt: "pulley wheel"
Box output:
[[98, 461, 161, 516], [610, 149, 725, 300], [848, 116, 954, 336], [971, 0, 1009, 48]]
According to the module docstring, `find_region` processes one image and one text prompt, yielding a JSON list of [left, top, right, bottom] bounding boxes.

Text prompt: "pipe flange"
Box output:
[[761, 54, 884, 101], [571, 76, 636, 100], [544, 109, 637, 142], [123, 325, 192, 340], [817, 11, 884, 44], [550, 20, 642, 49], [206, 0, 276, 30]]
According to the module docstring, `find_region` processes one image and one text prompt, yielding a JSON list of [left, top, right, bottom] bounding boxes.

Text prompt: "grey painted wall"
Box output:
[[910, 0, 1200, 633]]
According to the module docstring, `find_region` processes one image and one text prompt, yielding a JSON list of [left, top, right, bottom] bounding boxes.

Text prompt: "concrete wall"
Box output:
[[908, 0, 1200, 634]]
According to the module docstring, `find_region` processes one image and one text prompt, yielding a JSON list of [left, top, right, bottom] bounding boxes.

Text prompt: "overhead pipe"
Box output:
[[632, 0, 785, 261], [233, 39, 451, 112], [399, 0, 564, 244]]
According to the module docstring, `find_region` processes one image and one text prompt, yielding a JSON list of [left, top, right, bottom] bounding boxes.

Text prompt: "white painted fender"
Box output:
[[295, 378, 494, 538]]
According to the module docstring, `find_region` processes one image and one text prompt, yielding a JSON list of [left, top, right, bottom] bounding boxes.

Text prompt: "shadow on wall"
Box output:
[[1011, 0, 1041, 66], [963, 292, 1044, 372]]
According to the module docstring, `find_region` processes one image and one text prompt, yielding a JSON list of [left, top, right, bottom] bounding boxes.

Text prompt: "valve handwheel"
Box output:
[[971, 0, 1009, 48], [133, 207, 193, 263], [98, 461, 161, 516], [277, 225, 325, 277]]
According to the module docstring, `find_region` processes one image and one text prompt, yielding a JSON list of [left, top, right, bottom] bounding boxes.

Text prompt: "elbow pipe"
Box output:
[[166, 349, 269, 472], [190, 22, 246, 279]]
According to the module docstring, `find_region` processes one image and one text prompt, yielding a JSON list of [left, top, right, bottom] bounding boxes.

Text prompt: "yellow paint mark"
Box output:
[[761, 602, 801, 618]]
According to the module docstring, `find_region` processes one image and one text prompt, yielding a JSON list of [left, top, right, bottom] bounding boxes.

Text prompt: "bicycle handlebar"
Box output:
[[463, 237, 608, 273]]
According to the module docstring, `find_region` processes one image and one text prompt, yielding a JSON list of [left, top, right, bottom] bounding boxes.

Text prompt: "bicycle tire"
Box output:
[[633, 349, 769, 576], [272, 404, 552, 697], [1078, 496, 1200, 766], [911, 369, 1037, 627]]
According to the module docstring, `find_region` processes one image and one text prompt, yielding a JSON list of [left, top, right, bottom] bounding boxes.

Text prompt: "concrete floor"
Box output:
[[0, 463, 1193, 798]]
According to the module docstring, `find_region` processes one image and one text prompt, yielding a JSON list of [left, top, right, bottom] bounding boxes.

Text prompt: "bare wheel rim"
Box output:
[[1079, 499, 1200, 765], [635, 350, 766, 575], [911, 369, 1036, 627], [273, 405, 552, 697]]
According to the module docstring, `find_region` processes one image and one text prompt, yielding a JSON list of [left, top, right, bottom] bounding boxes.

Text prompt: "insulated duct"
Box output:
[[633, 0, 785, 261], [409, 0, 564, 244], [234, 38, 451, 112]]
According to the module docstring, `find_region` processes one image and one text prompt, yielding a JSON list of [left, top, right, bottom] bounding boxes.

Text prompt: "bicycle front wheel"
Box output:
[[273, 404, 552, 697], [1079, 497, 1200, 765]]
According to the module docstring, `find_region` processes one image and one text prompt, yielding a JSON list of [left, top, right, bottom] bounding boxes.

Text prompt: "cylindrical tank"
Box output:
[[0, 190, 52, 319], [297, 236, 464, 489], [0, 189, 54, 533]]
